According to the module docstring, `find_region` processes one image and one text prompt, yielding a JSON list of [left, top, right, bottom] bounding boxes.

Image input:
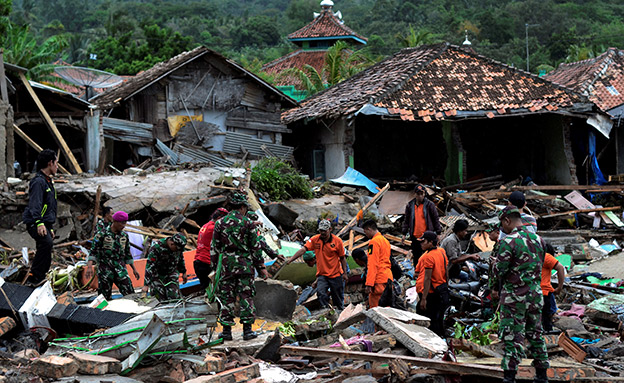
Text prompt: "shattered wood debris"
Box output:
[[1, 164, 624, 382]]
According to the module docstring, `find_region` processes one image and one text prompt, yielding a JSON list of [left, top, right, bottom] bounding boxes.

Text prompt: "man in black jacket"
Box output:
[[402, 184, 441, 268], [23, 149, 58, 285]]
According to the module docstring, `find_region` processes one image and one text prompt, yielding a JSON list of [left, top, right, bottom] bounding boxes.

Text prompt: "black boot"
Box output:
[[534, 368, 548, 383], [219, 325, 232, 341], [243, 323, 258, 340], [503, 370, 516, 383]]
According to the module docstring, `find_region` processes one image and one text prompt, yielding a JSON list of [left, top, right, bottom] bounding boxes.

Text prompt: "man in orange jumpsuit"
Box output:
[[362, 220, 393, 308]]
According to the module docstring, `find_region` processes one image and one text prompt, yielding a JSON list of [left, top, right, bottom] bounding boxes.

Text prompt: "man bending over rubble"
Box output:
[[143, 233, 188, 301], [86, 211, 140, 300], [288, 219, 347, 310], [23, 149, 58, 286], [490, 206, 549, 383], [213, 192, 269, 341]]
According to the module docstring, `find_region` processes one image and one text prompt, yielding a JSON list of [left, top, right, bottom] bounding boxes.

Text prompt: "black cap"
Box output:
[[414, 184, 426, 193], [508, 191, 526, 208], [417, 231, 438, 242]]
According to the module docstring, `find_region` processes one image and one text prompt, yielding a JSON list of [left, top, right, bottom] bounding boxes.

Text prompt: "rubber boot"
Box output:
[[243, 323, 258, 340], [219, 325, 233, 341], [503, 370, 516, 383], [534, 368, 548, 383]]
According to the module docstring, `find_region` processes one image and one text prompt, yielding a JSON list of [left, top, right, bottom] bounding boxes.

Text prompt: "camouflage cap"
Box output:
[[230, 192, 248, 206], [247, 211, 259, 221], [485, 223, 500, 233], [498, 206, 520, 220], [171, 233, 187, 249], [318, 219, 332, 231], [302, 251, 316, 262]]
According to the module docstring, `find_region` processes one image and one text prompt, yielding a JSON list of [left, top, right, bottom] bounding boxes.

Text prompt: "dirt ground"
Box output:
[[586, 251, 624, 279]]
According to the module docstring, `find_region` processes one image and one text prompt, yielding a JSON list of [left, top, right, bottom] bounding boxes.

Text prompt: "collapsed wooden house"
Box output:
[[91, 46, 298, 170]]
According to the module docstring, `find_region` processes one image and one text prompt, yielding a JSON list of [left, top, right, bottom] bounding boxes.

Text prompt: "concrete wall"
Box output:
[[319, 118, 347, 179], [84, 109, 101, 171]]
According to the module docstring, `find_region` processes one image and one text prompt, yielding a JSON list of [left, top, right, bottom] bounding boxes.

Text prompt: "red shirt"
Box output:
[[195, 221, 215, 264], [304, 234, 345, 278], [413, 204, 427, 238], [366, 233, 393, 286]]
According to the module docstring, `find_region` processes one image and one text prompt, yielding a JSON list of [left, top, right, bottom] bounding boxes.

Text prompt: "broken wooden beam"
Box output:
[[14, 124, 71, 175], [541, 206, 619, 219], [19, 72, 83, 173], [279, 346, 503, 378], [337, 183, 390, 237]]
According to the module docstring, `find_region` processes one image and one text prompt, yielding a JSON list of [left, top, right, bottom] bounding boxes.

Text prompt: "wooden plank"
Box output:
[[337, 183, 390, 237], [384, 233, 412, 246], [347, 230, 354, 252], [18, 72, 83, 174], [280, 346, 503, 378], [542, 206, 619, 219], [91, 185, 102, 237], [511, 185, 624, 192], [0, 49, 7, 101], [13, 125, 71, 175]]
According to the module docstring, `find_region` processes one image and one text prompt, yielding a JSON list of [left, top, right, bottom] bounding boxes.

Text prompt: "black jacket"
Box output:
[[402, 197, 441, 236], [23, 171, 57, 226]]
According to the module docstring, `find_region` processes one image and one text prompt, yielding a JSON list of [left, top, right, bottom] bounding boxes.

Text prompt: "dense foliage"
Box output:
[[4, 0, 624, 76], [251, 158, 313, 201]]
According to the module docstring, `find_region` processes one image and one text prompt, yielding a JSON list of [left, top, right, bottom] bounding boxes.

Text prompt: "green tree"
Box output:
[[396, 25, 433, 48], [3, 22, 68, 80], [0, 0, 10, 37], [279, 40, 374, 95]]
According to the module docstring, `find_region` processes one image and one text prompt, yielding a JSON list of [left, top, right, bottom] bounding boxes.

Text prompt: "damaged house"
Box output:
[[91, 46, 298, 170], [282, 43, 613, 185], [544, 47, 624, 175]]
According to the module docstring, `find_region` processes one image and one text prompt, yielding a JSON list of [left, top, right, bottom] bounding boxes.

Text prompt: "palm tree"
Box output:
[[397, 25, 433, 48], [3, 23, 68, 81], [279, 40, 374, 96]]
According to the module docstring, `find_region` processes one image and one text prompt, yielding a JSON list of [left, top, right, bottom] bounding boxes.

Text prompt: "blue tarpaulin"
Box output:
[[589, 131, 607, 185], [330, 167, 380, 194]]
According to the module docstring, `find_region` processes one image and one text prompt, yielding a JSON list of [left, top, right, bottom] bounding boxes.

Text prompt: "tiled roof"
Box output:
[[262, 50, 327, 87], [287, 9, 367, 43], [283, 43, 589, 124], [93, 46, 296, 109], [544, 48, 624, 113]]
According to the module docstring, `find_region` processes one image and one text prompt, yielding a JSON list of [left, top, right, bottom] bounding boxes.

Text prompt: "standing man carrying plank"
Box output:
[[490, 206, 549, 383], [23, 149, 58, 286], [362, 220, 393, 308]]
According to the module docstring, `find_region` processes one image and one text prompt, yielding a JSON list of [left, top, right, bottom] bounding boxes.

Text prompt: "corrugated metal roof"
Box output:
[[102, 117, 153, 146], [155, 139, 233, 167], [223, 131, 294, 159]]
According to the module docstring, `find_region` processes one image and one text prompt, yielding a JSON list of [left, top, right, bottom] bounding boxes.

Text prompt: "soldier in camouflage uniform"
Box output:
[[490, 206, 549, 383], [143, 233, 188, 301], [247, 212, 285, 262], [95, 206, 114, 235], [213, 192, 269, 341], [86, 211, 140, 300]]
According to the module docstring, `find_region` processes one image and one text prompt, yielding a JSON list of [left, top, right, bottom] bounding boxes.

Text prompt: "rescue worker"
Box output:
[[23, 149, 58, 286], [490, 206, 549, 383], [143, 233, 188, 301], [362, 220, 393, 308], [288, 219, 347, 310], [247, 212, 285, 262], [440, 219, 480, 281], [212, 192, 269, 341], [194, 208, 229, 290], [542, 244, 565, 332], [402, 184, 441, 267], [415, 231, 449, 337], [501, 191, 537, 238], [95, 207, 114, 235], [86, 211, 141, 300]]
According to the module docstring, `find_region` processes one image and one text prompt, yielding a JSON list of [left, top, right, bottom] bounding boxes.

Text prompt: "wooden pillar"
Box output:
[[84, 109, 101, 171]]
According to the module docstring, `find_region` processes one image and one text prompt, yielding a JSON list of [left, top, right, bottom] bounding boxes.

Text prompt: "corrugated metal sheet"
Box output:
[[102, 117, 153, 145], [155, 139, 233, 167], [223, 131, 294, 159]]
